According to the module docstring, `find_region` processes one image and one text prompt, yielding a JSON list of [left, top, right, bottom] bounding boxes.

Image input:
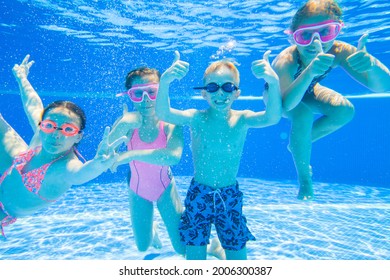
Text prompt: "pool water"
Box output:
[[0, 0, 390, 262], [1, 176, 389, 260]]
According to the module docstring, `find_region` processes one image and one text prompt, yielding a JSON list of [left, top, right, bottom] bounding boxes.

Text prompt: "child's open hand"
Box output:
[[346, 33, 375, 73], [12, 54, 34, 80], [306, 40, 335, 78], [251, 50, 279, 84], [161, 51, 189, 84]]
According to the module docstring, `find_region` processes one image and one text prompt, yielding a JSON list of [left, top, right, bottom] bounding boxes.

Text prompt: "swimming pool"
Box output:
[[1, 176, 389, 260], [0, 0, 390, 261]]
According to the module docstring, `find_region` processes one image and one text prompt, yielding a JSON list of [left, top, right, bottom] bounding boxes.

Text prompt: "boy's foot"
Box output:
[[207, 238, 226, 260]]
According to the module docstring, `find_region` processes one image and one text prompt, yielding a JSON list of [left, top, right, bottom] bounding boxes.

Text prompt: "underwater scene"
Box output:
[[0, 0, 389, 260]]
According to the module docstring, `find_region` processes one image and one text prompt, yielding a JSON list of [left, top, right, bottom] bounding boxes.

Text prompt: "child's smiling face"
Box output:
[[202, 66, 241, 110]]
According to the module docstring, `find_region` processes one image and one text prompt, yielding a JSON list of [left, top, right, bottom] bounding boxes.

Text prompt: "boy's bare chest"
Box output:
[[191, 117, 247, 149]]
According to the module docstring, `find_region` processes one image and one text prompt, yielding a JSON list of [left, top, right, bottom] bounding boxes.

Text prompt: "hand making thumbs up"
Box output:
[[251, 50, 279, 84], [161, 50, 190, 84], [346, 33, 375, 73]]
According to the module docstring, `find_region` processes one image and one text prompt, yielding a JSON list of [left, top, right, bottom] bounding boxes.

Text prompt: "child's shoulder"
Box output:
[[331, 40, 356, 55], [273, 46, 298, 72], [118, 111, 142, 127]]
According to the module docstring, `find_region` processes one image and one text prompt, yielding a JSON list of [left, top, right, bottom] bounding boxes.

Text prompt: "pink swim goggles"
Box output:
[[116, 83, 159, 103], [290, 20, 343, 46], [39, 120, 81, 137]]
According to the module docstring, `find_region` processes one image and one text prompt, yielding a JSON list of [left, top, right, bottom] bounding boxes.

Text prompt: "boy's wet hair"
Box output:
[[203, 60, 240, 84], [125, 67, 161, 89], [291, 0, 342, 31], [42, 100, 86, 131]]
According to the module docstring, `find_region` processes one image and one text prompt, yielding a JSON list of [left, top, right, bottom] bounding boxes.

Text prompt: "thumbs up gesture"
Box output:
[[161, 51, 190, 84], [251, 50, 279, 84], [346, 33, 375, 73]]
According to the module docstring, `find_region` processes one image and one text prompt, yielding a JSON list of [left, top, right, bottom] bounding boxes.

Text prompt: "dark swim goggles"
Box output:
[[193, 82, 239, 93]]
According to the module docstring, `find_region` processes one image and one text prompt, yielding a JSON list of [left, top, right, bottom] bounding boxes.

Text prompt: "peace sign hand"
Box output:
[[95, 127, 127, 170], [12, 54, 35, 80]]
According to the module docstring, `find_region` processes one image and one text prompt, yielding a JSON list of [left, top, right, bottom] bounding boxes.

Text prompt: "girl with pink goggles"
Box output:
[[116, 83, 159, 103], [290, 20, 343, 46], [39, 120, 81, 137]]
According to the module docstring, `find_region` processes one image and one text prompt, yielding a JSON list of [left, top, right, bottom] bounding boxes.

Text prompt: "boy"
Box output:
[[155, 51, 281, 260]]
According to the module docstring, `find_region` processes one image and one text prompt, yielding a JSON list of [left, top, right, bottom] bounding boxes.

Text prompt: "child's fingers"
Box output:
[[110, 136, 127, 150], [263, 50, 271, 63], [101, 126, 111, 142], [313, 40, 323, 54], [173, 51, 180, 64], [357, 33, 369, 51], [122, 103, 128, 114], [21, 54, 30, 65]]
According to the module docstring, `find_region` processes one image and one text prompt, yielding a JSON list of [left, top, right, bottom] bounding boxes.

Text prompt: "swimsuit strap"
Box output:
[[294, 51, 304, 79]]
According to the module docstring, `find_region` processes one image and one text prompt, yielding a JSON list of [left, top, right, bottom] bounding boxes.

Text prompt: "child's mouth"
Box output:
[[214, 98, 230, 105]]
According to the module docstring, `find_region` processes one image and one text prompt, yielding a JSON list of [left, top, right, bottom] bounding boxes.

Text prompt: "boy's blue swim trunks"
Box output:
[[179, 178, 255, 251]]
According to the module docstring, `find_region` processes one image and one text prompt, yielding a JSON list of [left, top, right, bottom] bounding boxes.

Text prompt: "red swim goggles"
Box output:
[[39, 120, 81, 137], [290, 20, 343, 46], [116, 83, 159, 103]]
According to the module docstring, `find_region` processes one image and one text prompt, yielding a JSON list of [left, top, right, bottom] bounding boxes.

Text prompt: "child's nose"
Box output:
[[52, 130, 62, 139], [311, 33, 321, 43], [216, 88, 224, 95]]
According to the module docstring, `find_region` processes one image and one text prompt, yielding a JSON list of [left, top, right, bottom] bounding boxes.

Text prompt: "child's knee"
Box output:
[[336, 103, 355, 124]]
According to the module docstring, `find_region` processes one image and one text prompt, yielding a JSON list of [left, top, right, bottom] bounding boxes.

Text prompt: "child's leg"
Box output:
[[304, 84, 355, 143], [157, 180, 186, 255], [287, 103, 314, 200], [225, 246, 247, 260], [0, 113, 28, 172], [128, 189, 155, 252], [186, 245, 207, 260]]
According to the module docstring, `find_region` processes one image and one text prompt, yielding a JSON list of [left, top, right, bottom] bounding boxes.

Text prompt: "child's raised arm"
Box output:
[[343, 33, 390, 92], [67, 127, 126, 186], [156, 51, 196, 126], [12, 55, 44, 132], [275, 41, 335, 111], [244, 50, 282, 128]]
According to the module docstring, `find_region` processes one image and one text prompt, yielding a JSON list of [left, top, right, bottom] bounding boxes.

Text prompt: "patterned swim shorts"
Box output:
[[179, 178, 255, 251]]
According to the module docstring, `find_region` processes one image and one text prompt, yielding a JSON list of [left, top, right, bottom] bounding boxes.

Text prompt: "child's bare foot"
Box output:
[[207, 238, 226, 260], [152, 222, 162, 249], [297, 179, 314, 200]]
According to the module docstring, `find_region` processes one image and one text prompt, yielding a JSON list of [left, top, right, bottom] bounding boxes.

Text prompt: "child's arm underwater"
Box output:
[[12, 55, 44, 132], [244, 50, 282, 128], [155, 51, 197, 126], [66, 127, 126, 185], [274, 41, 335, 111], [341, 33, 390, 92], [108, 103, 141, 145], [111, 124, 184, 171]]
